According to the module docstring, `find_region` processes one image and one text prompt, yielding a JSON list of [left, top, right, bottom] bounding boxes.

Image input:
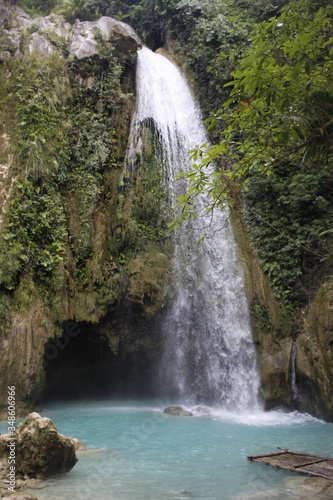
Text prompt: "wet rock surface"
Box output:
[[0, 3, 141, 422], [0, 413, 81, 497], [191, 406, 211, 416], [164, 406, 193, 417]]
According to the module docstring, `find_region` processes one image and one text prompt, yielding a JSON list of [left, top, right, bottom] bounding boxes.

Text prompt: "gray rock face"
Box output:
[[0, 412, 78, 479], [0, 6, 140, 423], [0, 5, 141, 61], [96, 16, 141, 56], [70, 22, 98, 60], [164, 406, 193, 417], [27, 33, 57, 57], [70, 17, 141, 59]]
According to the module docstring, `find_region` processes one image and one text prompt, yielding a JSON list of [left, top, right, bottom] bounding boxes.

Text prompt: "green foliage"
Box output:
[[67, 173, 100, 264], [0, 181, 67, 288], [114, 124, 172, 315], [245, 166, 333, 303], [235, 0, 288, 19], [0, 239, 23, 290], [171, 0, 333, 304], [125, 0, 178, 49], [128, 246, 170, 315], [174, 0, 332, 184], [0, 35, 17, 55], [116, 127, 171, 257], [167, 0, 287, 121], [219, 0, 333, 173], [0, 40, 127, 298], [68, 43, 125, 174], [250, 299, 273, 332], [0, 17, 154, 324], [0, 292, 12, 337], [12, 270, 38, 312], [66, 43, 126, 269], [14, 55, 71, 181], [54, 0, 94, 23], [172, 0, 251, 117], [26, 24, 39, 34], [18, 0, 58, 15], [0, 52, 72, 307], [42, 30, 69, 56]]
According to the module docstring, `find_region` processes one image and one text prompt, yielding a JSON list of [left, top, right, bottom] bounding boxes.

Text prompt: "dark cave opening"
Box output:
[[42, 308, 162, 403]]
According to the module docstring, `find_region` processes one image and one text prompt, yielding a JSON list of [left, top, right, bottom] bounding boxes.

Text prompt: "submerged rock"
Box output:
[[0, 493, 37, 500], [0, 413, 78, 480], [286, 476, 333, 498], [165, 490, 193, 499], [163, 406, 193, 417]]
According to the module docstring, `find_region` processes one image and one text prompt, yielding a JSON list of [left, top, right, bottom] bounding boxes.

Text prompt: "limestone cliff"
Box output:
[[297, 282, 333, 420], [0, 6, 170, 418], [1, 5, 332, 422], [231, 211, 293, 409], [232, 207, 333, 421]]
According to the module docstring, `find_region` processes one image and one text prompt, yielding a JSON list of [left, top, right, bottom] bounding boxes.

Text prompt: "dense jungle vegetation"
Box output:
[[0, 11, 170, 334], [3, 0, 333, 328]]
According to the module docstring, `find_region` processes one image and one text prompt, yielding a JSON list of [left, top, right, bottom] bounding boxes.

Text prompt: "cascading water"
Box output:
[[126, 47, 261, 411], [25, 47, 333, 500], [290, 341, 299, 403]]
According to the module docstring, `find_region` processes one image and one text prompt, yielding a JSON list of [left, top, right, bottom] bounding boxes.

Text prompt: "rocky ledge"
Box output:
[[0, 4, 141, 62], [0, 412, 83, 498]]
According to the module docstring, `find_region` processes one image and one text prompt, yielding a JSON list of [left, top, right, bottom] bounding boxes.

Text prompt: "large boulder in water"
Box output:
[[164, 406, 193, 417], [0, 413, 78, 479]]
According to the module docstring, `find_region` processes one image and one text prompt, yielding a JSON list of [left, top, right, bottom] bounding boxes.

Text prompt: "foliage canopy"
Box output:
[[170, 0, 333, 304], [172, 0, 333, 225]]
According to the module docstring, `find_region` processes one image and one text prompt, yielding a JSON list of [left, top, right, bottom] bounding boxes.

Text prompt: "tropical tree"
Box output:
[[18, 0, 58, 15], [171, 0, 333, 229], [54, 0, 93, 22]]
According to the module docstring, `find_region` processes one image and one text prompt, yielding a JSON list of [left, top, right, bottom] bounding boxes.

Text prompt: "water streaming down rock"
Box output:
[[290, 341, 299, 403], [126, 47, 261, 410]]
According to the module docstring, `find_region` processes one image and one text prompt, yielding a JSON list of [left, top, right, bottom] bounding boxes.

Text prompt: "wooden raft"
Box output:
[[248, 448, 333, 480]]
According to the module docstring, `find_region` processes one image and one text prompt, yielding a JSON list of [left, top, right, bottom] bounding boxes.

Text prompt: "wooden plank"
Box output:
[[247, 449, 333, 481], [294, 458, 329, 468], [293, 469, 332, 480], [277, 447, 326, 460], [300, 461, 333, 480], [248, 451, 287, 461]]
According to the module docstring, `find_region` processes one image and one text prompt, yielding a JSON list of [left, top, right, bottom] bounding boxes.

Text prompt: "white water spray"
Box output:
[[127, 47, 261, 410]]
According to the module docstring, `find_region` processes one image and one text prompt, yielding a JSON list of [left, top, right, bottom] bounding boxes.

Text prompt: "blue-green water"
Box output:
[[3, 400, 331, 499]]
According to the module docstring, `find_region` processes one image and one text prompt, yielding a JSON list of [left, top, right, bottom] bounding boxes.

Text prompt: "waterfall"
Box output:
[[290, 341, 299, 403], [127, 47, 261, 411]]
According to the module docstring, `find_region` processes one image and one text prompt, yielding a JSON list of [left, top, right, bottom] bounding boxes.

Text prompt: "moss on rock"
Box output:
[[0, 8, 172, 416]]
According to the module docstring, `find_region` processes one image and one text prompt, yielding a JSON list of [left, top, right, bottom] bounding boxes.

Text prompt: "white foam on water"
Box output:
[[208, 408, 324, 426]]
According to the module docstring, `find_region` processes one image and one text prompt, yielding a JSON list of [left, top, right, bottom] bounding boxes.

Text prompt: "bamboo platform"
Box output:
[[248, 448, 333, 480]]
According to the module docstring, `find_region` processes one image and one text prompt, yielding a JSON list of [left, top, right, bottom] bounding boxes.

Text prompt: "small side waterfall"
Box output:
[[290, 341, 299, 403], [126, 47, 261, 411]]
